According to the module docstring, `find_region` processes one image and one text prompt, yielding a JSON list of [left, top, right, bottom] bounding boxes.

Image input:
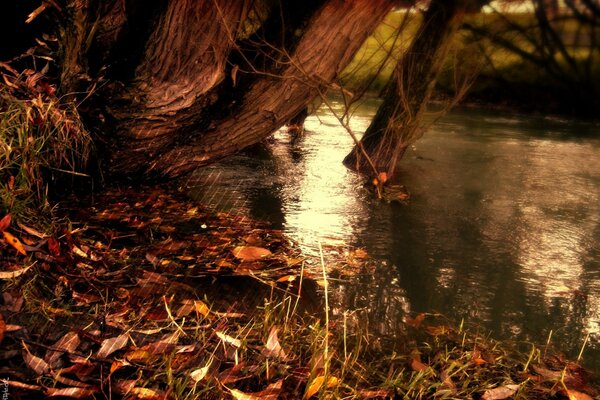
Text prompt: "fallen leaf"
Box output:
[[410, 350, 429, 372], [190, 358, 213, 383], [45, 387, 98, 398], [96, 334, 129, 358], [566, 389, 594, 400], [0, 263, 35, 280], [18, 222, 48, 238], [58, 361, 96, 381], [128, 387, 165, 399], [45, 331, 80, 367], [3, 231, 26, 255], [53, 374, 93, 388], [71, 245, 88, 258], [404, 313, 425, 328], [112, 379, 137, 395], [481, 384, 520, 400], [194, 300, 210, 318], [0, 314, 5, 345], [125, 349, 155, 364], [410, 357, 429, 372], [22, 342, 51, 375], [5, 380, 42, 392], [47, 237, 60, 256], [5, 324, 23, 332], [471, 348, 487, 366], [3, 292, 24, 311], [228, 380, 283, 400], [216, 331, 241, 347], [304, 376, 339, 399], [532, 365, 562, 381], [277, 275, 297, 283], [0, 214, 10, 232], [262, 327, 287, 360], [232, 246, 272, 261]]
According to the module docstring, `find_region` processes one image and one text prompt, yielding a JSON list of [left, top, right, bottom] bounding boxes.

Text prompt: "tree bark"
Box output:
[[108, 0, 393, 177], [344, 0, 474, 176]]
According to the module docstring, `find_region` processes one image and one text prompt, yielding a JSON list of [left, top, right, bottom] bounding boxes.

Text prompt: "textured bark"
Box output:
[[108, 0, 247, 168], [154, 0, 393, 177], [344, 0, 472, 175], [50, 0, 392, 178]]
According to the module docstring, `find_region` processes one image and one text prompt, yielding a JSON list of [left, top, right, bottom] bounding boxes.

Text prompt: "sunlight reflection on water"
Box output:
[[188, 97, 600, 372]]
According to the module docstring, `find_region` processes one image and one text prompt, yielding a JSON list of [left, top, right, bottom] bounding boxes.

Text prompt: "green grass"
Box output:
[[0, 66, 91, 222]]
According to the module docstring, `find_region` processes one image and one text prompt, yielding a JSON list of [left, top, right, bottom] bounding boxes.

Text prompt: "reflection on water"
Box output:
[[187, 98, 600, 372]]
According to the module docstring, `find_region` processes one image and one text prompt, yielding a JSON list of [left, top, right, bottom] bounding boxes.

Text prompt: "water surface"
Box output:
[[188, 97, 600, 371]]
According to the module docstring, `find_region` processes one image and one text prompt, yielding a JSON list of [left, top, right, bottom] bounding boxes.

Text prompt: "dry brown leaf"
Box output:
[[0, 263, 35, 280], [481, 384, 520, 400], [17, 222, 48, 238], [22, 343, 51, 375], [232, 246, 272, 261], [410, 357, 429, 372], [404, 313, 425, 328], [566, 389, 594, 400], [45, 387, 97, 398], [58, 361, 96, 381], [228, 380, 283, 400], [304, 376, 339, 399], [3, 231, 26, 255], [276, 274, 297, 283], [5, 380, 42, 392], [410, 350, 429, 372], [0, 214, 10, 232], [0, 313, 4, 345], [125, 349, 155, 364], [471, 349, 487, 366], [112, 379, 137, 395], [53, 374, 93, 388], [128, 387, 165, 399], [3, 292, 24, 311], [96, 333, 129, 358], [176, 300, 196, 318], [262, 326, 287, 360], [45, 331, 80, 367], [5, 324, 23, 332]]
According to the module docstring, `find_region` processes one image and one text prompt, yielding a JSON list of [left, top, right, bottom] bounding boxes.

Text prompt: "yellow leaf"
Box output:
[[3, 231, 26, 255], [194, 300, 210, 318], [304, 376, 339, 399], [276, 275, 296, 283], [128, 387, 164, 399], [566, 389, 594, 400]]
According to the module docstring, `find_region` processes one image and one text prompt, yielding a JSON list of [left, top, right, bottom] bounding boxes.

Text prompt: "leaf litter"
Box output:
[[0, 186, 598, 399]]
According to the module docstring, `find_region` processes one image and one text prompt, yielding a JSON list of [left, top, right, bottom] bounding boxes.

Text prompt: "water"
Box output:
[[187, 97, 600, 371]]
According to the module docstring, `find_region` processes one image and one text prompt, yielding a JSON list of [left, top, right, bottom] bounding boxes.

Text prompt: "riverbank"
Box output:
[[0, 185, 598, 399]]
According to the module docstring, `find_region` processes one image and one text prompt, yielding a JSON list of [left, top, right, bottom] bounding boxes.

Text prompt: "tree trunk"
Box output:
[[18, 0, 392, 179], [344, 0, 474, 176], [154, 0, 394, 177]]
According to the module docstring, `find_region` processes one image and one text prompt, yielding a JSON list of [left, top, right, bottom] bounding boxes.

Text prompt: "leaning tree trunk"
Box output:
[[154, 0, 394, 177], [344, 0, 476, 176], [58, 0, 394, 178]]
